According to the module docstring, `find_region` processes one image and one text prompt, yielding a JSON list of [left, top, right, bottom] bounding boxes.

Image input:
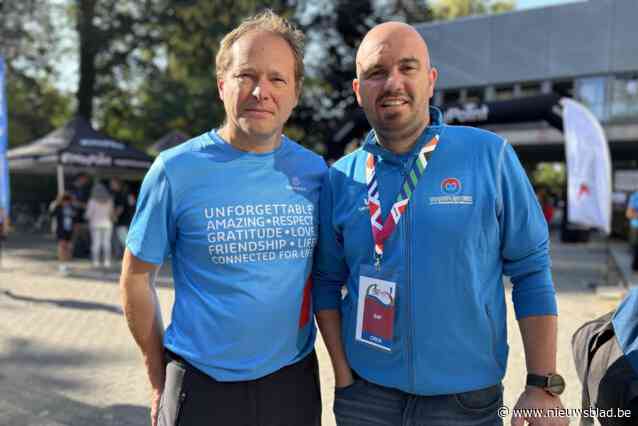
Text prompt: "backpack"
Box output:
[[572, 296, 638, 426]]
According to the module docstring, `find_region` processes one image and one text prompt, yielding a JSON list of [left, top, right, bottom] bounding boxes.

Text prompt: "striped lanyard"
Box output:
[[365, 133, 439, 269]]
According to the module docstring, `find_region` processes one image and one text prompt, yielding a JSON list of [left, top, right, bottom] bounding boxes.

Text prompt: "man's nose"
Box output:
[[384, 69, 404, 92], [251, 79, 271, 101], [252, 85, 262, 100]]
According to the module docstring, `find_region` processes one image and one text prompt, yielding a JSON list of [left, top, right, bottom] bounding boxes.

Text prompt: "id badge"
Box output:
[[355, 264, 397, 352]]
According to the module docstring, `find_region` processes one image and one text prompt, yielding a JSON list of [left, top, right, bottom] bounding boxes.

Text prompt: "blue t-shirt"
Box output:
[[629, 192, 638, 229], [612, 288, 638, 376], [127, 130, 326, 381]]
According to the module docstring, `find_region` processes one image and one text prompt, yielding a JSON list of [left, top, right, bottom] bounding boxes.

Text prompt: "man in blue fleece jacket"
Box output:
[[313, 22, 568, 426]]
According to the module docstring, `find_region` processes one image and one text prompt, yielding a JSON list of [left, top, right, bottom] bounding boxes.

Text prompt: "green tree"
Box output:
[[533, 162, 566, 197], [99, 0, 292, 148], [0, 1, 73, 148], [5, 74, 73, 148], [431, 0, 515, 20]]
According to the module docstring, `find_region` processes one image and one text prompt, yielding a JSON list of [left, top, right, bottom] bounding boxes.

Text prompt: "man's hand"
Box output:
[[334, 366, 354, 389], [511, 387, 568, 426], [150, 386, 163, 426], [316, 309, 355, 390], [120, 250, 165, 426]]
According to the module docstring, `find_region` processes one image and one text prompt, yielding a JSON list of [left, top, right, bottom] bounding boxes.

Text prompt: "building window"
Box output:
[[465, 88, 483, 104], [609, 74, 638, 120], [494, 86, 514, 101], [520, 82, 542, 97], [575, 76, 607, 121]]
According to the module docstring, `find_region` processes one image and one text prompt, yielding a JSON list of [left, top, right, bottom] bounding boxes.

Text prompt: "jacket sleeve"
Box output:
[[498, 142, 557, 319], [312, 170, 349, 311]]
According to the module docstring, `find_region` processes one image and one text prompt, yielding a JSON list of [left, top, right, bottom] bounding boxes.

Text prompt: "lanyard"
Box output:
[[365, 133, 439, 269]]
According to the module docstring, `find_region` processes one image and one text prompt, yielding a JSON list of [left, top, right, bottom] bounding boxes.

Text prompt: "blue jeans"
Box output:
[[334, 378, 503, 426]]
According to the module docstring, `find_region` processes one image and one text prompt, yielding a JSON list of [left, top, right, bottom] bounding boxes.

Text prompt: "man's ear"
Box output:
[[217, 78, 225, 101], [352, 78, 362, 106], [428, 67, 438, 98]]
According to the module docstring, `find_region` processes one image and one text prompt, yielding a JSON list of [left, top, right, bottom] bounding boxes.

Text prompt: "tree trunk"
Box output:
[[76, 0, 96, 121]]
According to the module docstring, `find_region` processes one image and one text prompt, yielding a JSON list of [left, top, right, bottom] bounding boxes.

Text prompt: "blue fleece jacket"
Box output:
[[313, 107, 557, 396]]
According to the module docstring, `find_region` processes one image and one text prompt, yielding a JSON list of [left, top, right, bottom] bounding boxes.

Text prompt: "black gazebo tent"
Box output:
[[8, 117, 153, 193]]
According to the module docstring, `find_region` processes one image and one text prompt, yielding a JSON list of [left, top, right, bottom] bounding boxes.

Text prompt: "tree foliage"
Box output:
[[0, 1, 73, 148], [5, 74, 73, 149], [99, 0, 291, 147], [2, 0, 517, 156], [431, 0, 515, 21]]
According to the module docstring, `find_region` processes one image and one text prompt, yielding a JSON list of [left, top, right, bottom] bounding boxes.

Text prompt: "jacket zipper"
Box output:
[[402, 167, 416, 393]]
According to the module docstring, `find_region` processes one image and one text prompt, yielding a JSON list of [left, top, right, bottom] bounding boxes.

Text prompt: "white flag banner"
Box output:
[[561, 97, 612, 234]]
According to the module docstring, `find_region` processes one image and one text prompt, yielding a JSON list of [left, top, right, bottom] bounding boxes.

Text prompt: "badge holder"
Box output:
[[355, 263, 397, 352]]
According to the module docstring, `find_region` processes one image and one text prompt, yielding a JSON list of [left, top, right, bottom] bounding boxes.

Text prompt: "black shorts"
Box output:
[[159, 350, 321, 426]]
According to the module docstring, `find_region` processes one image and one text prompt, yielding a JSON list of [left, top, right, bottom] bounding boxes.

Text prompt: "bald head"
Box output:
[[356, 22, 431, 77], [352, 21, 438, 153]]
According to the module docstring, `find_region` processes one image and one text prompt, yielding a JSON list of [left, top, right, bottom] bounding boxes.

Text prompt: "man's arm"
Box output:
[[313, 170, 354, 388], [626, 206, 637, 220], [316, 309, 354, 388], [518, 315, 557, 376], [119, 249, 164, 425], [511, 315, 566, 426]]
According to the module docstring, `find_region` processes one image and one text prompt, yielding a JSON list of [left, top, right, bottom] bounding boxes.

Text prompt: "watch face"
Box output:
[[547, 374, 565, 396]]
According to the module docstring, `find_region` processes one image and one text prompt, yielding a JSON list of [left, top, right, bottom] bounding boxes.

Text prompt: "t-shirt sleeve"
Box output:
[[126, 157, 176, 265], [497, 142, 557, 319], [312, 170, 349, 311]]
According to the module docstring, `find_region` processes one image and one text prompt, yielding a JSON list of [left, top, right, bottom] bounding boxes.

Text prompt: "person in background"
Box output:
[[49, 193, 75, 273], [626, 189, 638, 272], [70, 173, 92, 258], [85, 183, 114, 268], [110, 177, 130, 257], [536, 187, 554, 228], [0, 206, 8, 239]]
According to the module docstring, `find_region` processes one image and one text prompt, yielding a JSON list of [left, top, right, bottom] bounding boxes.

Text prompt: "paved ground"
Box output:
[[0, 232, 627, 425]]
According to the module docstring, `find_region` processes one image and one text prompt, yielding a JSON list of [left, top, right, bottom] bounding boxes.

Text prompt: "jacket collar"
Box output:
[[362, 106, 444, 164]]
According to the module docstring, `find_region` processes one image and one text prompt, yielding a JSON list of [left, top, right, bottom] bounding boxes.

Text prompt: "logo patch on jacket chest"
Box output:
[[430, 177, 473, 205]]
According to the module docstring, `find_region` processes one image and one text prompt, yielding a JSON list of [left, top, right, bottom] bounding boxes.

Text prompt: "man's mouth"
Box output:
[[379, 98, 408, 107], [244, 108, 274, 117]]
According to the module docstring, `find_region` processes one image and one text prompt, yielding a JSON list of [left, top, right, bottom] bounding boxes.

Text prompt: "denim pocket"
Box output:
[[453, 384, 503, 412], [334, 379, 365, 399]]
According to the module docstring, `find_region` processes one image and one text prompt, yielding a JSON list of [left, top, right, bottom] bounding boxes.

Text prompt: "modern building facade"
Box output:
[[411, 0, 637, 236], [417, 0, 638, 168]]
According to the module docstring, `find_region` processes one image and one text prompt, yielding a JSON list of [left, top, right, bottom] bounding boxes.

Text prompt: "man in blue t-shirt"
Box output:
[[626, 190, 638, 271], [120, 11, 325, 426]]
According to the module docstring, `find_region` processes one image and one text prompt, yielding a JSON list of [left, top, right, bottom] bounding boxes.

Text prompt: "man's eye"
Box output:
[[272, 78, 287, 85], [367, 70, 384, 79]]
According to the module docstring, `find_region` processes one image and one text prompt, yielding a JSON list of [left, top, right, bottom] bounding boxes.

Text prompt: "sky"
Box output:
[[516, 0, 586, 10]]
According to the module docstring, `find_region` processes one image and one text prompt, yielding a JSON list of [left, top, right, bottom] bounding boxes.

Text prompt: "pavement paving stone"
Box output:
[[0, 232, 629, 425]]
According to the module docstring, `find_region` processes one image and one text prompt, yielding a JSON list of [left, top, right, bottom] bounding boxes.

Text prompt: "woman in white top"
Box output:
[[85, 183, 114, 268]]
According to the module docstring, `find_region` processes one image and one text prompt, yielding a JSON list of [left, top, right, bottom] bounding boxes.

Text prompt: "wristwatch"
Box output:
[[526, 373, 565, 396]]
